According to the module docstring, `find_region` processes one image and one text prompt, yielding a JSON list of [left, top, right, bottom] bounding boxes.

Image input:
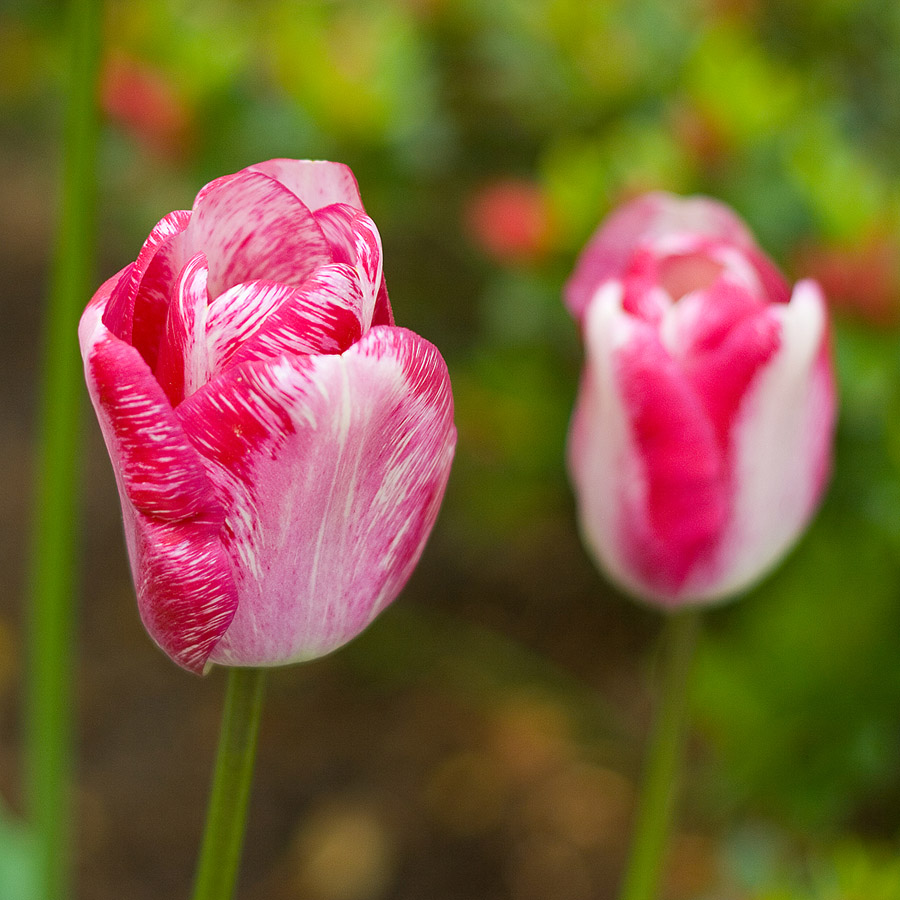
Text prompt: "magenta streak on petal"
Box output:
[[224, 266, 364, 371], [615, 320, 729, 597], [176, 326, 456, 667], [154, 253, 211, 406], [184, 171, 333, 299], [247, 159, 364, 212], [372, 279, 394, 327], [103, 210, 190, 363], [84, 323, 237, 673]]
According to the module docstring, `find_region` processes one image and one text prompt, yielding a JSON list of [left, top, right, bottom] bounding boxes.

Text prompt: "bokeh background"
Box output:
[[3, 0, 900, 897]]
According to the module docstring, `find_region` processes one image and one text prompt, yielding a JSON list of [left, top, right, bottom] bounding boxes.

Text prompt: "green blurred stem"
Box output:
[[618, 609, 701, 900], [26, 0, 101, 896], [192, 668, 267, 900]]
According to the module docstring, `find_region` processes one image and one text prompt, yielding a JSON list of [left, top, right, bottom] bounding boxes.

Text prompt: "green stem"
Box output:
[[618, 609, 702, 900], [26, 0, 102, 896], [192, 668, 267, 900]]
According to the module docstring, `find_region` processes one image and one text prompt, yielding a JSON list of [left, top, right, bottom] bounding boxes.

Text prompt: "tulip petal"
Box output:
[[177, 326, 456, 666], [666, 276, 781, 454], [122, 507, 238, 674], [80, 298, 237, 673], [564, 192, 787, 322], [102, 209, 190, 366], [83, 300, 219, 521], [313, 205, 384, 326], [571, 284, 729, 601], [224, 265, 364, 370], [708, 280, 835, 599], [155, 253, 212, 406], [247, 159, 364, 211], [186, 171, 332, 298]]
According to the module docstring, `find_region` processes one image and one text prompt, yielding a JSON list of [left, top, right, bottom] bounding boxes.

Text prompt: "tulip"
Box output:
[[565, 191, 836, 607], [80, 159, 456, 673]]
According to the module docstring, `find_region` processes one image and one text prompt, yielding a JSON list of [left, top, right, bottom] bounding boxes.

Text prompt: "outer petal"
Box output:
[[176, 326, 456, 666], [569, 283, 729, 603], [80, 295, 238, 672], [185, 171, 332, 298], [82, 292, 215, 521], [694, 280, 836, 600], [247, 159, 364, 212]]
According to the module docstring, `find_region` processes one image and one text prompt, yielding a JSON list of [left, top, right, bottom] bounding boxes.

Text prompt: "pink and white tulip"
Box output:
[[80, 159, 456, 672], [565, 192, 836, 607]]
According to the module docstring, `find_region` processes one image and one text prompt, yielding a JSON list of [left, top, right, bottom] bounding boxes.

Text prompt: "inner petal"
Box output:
[[154, 253, 211, 406], [184, 171, 333, 299], [658, 253, 724, 300], [224, 265, 365, 372]]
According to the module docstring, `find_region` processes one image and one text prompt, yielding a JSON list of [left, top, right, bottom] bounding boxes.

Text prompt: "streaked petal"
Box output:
[[247, 159, 364, 211], [83, 302, 221, 521], [185, 171, 332, 298], [314, 204, 386, 330], [154, 253, 211, 406], [665, 276, 781, 453], [102, 209, 190, 367], [224, 265, 363, 370], [122, 505, 238, 674], [82, 299, 238, 673], [177, 326, 456, 666]]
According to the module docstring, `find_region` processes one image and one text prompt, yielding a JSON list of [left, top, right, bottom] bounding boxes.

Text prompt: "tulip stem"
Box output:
[[618, 609, 701, 900], [192, 668, 267, 900], [26, 0, 101, 895]]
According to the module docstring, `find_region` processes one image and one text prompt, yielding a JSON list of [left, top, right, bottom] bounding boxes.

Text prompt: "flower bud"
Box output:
[[81, 160, 456, 671], [565, 192, 836, 606]]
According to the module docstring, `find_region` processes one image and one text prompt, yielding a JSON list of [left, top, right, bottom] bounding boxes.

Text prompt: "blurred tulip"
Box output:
[[565, 192, 836, 606], [80, 159, 456, 672]]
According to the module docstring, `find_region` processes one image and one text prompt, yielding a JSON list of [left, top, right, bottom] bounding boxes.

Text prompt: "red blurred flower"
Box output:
[[101, 54, 192, 159], [794, 236, 900, 327], [465, 178, 554, 265]]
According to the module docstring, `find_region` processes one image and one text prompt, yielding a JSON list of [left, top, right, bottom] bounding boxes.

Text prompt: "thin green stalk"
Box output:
[[192, 668, 267, 900], [618, 609, 701, 900], [26, 0, 102, 896]]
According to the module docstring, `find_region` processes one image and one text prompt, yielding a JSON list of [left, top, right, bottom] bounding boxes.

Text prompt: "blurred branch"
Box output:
[[26, 0, 102, 896]]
